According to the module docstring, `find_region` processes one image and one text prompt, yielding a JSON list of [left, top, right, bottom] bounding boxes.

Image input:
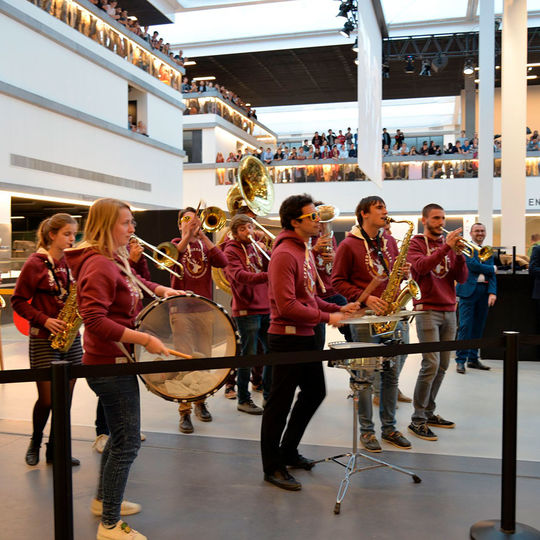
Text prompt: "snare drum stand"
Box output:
[[314, 367, 421, 515]]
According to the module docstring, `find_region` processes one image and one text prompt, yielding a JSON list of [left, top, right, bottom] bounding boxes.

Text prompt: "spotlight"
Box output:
[[352, 38, 358, 52], [337, 0, 353, 18], [431, 53, 448, 73], [419, 60, 431, 77], [404, 56, 415, 74], [463, 59, 475, 75], [340, 20, 355, 38], [382, 61, 390, 79]]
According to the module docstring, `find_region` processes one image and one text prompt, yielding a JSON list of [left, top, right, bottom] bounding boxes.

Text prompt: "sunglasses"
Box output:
[[180, 215, 192, 223], [296, 211, 320, 222]]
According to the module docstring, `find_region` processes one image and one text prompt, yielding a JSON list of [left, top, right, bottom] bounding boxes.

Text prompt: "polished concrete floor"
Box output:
[[1, 322, 540, 539]]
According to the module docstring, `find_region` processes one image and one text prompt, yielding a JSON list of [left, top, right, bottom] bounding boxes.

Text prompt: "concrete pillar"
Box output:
[[464, 74, 476, 139], [477, 0, 495, 243], [501, 0, 527, 254]]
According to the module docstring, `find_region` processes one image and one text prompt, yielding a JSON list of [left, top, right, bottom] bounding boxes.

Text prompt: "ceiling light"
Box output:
[[431, 53, 448, 73], [245, 103, 251, 106], [337, 0, 353, 18], [354, 59, 359, 65], [404, 56, 414, 74], [340, 20, 355, 38], [184, 60, 197, 66], [192, 76, 216, 81], [527, 75, 538, 80], [463, 59, 475, 75], [10, 216, 25, 220], [419, 60, 431, 77], [352, 38, 358, 52], [382, 61, 390, 79]]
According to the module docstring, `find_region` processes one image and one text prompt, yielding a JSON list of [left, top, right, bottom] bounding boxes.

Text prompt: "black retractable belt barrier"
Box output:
[[470, 332, 540, 540], [51, 361, 74, 540]]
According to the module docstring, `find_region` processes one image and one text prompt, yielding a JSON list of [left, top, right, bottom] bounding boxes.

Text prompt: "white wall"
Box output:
[[146, 93, 183, 147], [0, 95, 183, 208]]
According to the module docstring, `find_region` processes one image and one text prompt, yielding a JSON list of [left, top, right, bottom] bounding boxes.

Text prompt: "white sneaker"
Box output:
[[97, 520, 147, 540], [92, 434, 109, 454], [91, 499, 142, 517], [140, 432, 146, 442]]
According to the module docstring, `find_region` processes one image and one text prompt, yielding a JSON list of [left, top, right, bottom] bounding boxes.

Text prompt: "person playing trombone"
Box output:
[[224, 214, 271, 415], [170, 207, 228, 434]]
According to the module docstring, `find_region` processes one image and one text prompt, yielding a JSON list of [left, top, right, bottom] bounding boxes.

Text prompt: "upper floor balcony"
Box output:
[[25, 0, 185, 93]]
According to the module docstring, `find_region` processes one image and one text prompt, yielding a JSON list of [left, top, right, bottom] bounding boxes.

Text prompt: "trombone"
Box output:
[[130, 235, 184, 280], [248, 234, 271, 262], [441, 228, 493, 262]]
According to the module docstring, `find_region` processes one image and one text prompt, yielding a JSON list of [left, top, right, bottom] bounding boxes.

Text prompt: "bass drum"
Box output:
[[135, 294, 239, 403]]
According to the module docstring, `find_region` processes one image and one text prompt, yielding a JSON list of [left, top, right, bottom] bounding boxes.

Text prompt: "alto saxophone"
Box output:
[[370, 218, 421, 336], [50, 284, 83, 352]]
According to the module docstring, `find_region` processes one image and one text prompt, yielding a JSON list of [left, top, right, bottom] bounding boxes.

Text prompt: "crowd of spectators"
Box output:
[[182, 77, 257, 118], [87, 0, 185, 67], [215, 131, 359, 164], [127, 115, 148, 136]]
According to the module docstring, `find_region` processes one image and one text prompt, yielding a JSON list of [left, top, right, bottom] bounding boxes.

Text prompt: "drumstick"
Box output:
[[166, 348, 193, 359]]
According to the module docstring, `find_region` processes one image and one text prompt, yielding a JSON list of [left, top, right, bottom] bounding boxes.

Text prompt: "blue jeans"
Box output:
[[412, 311, 457, 424], [234, 314, 271, 402], [87, 375, 141, 527], [456, 285, 490, 364], [349, 323, 400, 435], [372, 321, 409, 396]]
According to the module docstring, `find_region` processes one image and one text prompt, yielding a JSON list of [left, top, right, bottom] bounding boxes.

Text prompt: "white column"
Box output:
[[501, 0, 527, 253], [478, 0, 495, 243]]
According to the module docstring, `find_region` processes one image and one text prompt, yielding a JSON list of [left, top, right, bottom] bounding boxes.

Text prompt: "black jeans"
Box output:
[[260, 334, 325, 474]]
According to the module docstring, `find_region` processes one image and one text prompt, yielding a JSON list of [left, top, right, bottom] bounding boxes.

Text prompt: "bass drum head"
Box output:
[[135, 294, 239, 402]]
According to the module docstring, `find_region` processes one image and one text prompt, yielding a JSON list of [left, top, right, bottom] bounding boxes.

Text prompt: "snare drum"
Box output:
[[135, 294, 240, 402], [328, 342, 385, 371]]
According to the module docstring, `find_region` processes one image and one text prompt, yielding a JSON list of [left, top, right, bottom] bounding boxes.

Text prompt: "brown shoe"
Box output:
[[398, 389, 412, 403], [194, 402, 212, 422], [179, 413, 194, 434], [372, 395, 380, 407]]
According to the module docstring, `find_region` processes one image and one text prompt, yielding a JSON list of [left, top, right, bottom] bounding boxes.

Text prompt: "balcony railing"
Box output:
[[183, 91, 277, 141], [27, 0, 185, 92], [203, 154, 540, 184]]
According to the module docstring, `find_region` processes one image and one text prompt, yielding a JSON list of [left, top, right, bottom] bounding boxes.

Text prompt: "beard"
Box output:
[[426, 223, 443, 237]]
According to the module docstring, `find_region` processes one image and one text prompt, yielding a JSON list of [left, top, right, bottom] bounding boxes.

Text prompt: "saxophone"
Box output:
[[50, 284, 83, 352], [370, 218, 421, 336]]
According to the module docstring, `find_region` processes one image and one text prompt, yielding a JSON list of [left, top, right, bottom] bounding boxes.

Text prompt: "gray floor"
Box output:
[[1, 321, 540, 539], [1, 425, 540, 540]]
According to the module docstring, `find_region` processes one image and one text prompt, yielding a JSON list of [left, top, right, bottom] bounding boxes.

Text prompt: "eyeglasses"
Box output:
[[296, 211, 320, 222]]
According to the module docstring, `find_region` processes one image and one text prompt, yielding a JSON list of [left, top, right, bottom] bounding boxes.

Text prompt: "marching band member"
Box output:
[[65, 198, 182, 540], [332, 196, 412, 452], [224, 214, 271, 414], [311, 200, 349, 349], [12, 213, 82, 467], [406, 203, 467, 441], [170, 207, 228, 433], [261, 194, 360, 491]]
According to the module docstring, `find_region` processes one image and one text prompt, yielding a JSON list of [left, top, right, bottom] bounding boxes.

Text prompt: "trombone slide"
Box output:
[[248, 235, 271, 261]]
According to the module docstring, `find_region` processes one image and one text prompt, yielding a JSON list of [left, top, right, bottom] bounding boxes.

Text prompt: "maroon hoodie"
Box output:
[[407, 234, 468, 312], [12, 251, 71, 339], [311, 233, 338, 299], [332, 227, 399, 302], [65, 246, 159, 365], [223, 239, 269, 317], [169, 237, 228, 299], [268, 230, 340, 336]]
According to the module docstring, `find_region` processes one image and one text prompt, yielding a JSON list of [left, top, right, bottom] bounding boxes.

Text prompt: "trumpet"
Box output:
[[130, 235, 184, 280], [441, 228, 493, 262]]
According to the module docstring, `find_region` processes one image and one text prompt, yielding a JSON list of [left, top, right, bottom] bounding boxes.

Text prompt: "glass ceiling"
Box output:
[[381, 0, 469, 26]]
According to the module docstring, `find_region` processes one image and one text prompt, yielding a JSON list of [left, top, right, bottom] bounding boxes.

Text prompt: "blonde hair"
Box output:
[[82, 198, 131, 258], [36, 213, 77, 250]]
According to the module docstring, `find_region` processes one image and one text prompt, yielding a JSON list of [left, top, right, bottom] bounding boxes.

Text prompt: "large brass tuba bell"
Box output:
[[227, 155, 274, 216]]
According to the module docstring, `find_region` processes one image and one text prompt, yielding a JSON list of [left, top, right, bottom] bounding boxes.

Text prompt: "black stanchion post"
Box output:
[[470, 332, 540, 539], [51, 361, 74, 540]]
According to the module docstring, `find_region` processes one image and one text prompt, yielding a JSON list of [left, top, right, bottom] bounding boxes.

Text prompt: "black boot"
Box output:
[[45, 441, 80, 466], [25, 439, 40, 466]]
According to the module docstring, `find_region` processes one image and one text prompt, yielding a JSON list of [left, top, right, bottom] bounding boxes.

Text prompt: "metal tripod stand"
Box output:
[[314, 368, 421, 515]]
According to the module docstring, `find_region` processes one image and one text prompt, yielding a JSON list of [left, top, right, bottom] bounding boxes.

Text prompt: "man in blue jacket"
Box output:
[[455, 223, 497, 373]]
